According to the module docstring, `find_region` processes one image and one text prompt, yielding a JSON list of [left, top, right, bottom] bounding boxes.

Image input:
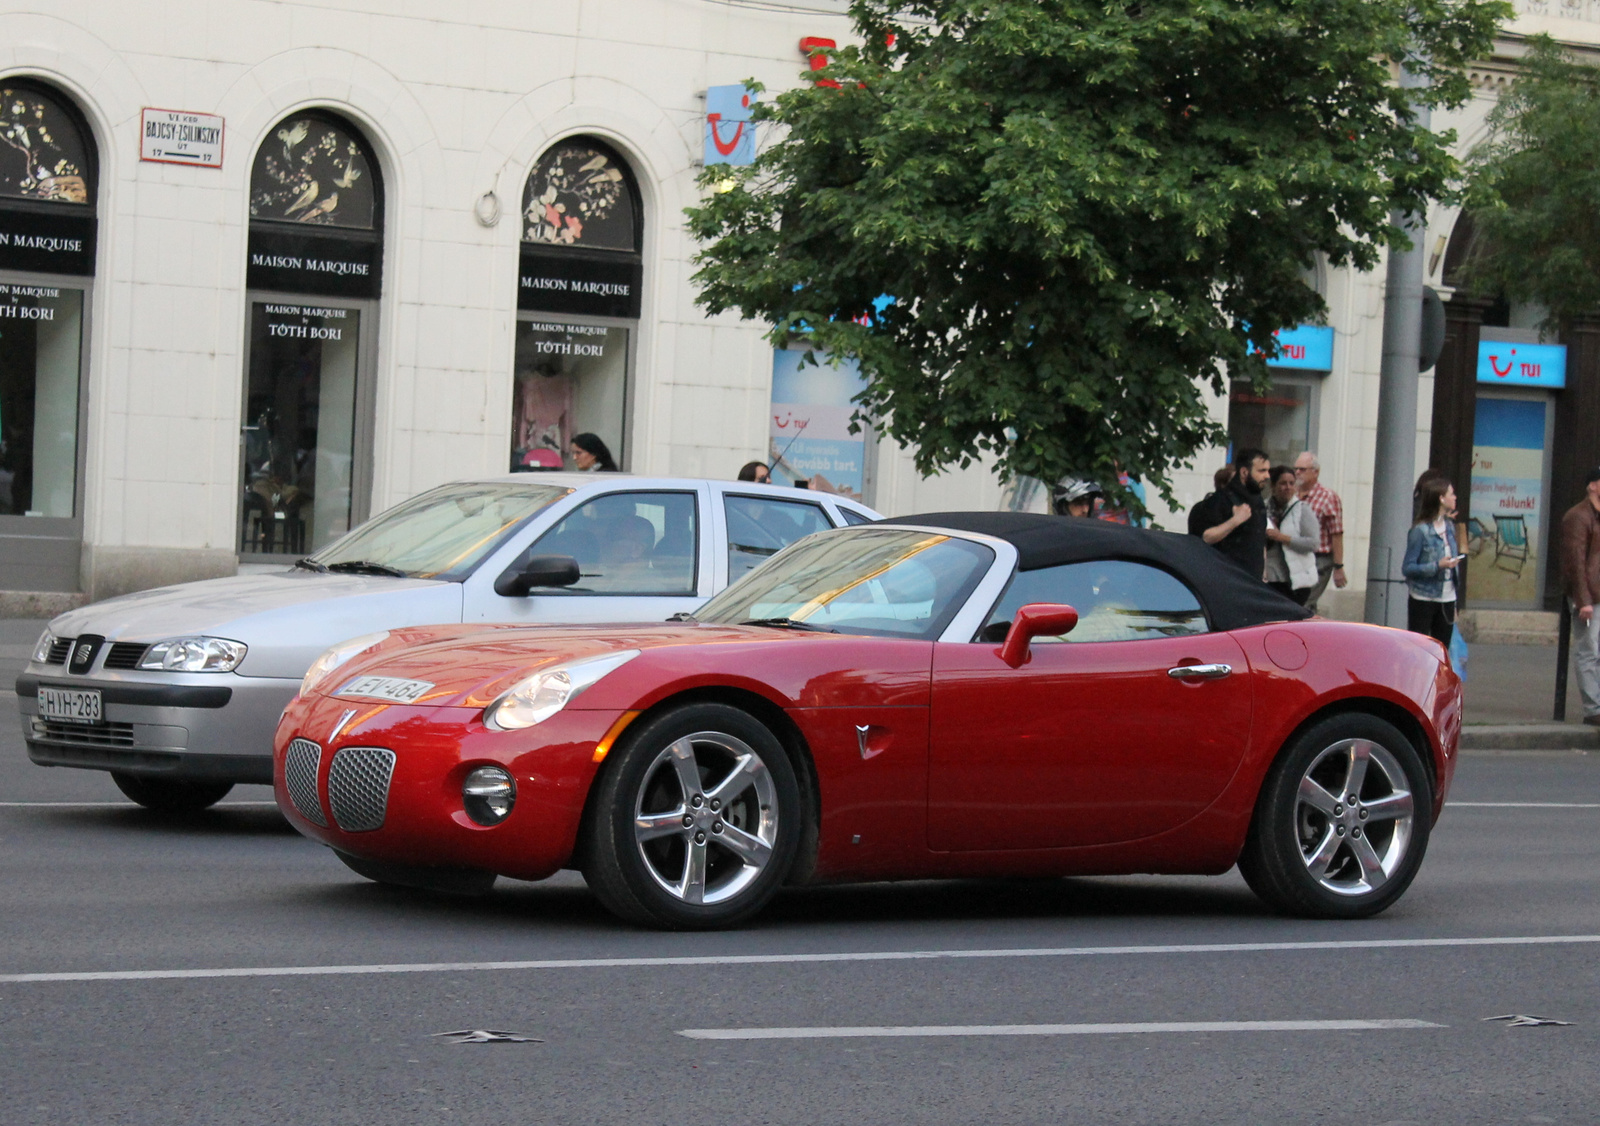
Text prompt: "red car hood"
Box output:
[[308, 621, 829, 709]]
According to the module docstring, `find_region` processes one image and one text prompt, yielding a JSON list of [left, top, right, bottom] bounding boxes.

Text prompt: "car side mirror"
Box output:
[[493, 553, 581, 597], [997, 603, 1079, 668]]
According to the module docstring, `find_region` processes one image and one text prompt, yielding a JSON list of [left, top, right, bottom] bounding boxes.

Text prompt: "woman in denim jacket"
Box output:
[[1402, 476, 1461, 646]]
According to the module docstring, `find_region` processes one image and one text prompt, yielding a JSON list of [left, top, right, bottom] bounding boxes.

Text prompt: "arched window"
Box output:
[[0, 79, 96, 592], [512, 137, 642, 473], [239, 111, 383, 559]]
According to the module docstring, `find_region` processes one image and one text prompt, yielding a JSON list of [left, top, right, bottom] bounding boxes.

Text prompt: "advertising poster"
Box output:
[[1467, 396, 1548, 607], [769, 349, 868, 500]]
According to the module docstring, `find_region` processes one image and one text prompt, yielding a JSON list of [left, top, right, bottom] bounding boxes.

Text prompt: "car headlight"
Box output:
[[463, 766, 516, 825], [32, 630, 56, 663], [138, 636, 248, 673], [300, 631, 390, 697], [483, 650, 641, 731]]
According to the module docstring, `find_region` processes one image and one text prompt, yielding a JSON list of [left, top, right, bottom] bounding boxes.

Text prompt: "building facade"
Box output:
[[0, 0, 1586, 620]]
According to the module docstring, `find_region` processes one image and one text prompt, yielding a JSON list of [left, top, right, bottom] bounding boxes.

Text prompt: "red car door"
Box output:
[[926, 560, 1255, 851]]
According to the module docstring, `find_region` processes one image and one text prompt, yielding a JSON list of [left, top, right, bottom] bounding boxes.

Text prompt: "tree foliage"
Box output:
[[1466, 36, 1600, 326], [686, 0, 1506, 505]]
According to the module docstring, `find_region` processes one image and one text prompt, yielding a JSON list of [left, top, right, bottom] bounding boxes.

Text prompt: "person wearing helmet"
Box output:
[[1052, 479, 1104, 518]]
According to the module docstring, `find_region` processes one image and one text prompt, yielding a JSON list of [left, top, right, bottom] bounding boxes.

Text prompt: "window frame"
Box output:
[[515, 487, 702, 597]]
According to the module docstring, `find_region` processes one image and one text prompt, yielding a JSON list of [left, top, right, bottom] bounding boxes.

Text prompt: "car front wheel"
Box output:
[[1238, 714, 1432, 919], [112, 772, 233, 814], [583, 703, 801, 929]]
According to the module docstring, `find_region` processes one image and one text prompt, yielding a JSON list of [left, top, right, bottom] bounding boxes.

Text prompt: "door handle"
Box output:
[[1167, 663, 1232, 680]]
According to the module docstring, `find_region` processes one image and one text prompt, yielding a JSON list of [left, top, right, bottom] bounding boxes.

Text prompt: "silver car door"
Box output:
[[461, 482, 712, 624]]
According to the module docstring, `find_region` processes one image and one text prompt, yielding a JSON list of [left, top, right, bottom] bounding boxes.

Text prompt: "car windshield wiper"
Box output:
[[293, 558, 328, 573], [739, 617, 838, 633], [325, 560, 409, 578]]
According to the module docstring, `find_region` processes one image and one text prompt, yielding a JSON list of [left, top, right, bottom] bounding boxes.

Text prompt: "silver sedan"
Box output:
[[18, 473, 878, 812]]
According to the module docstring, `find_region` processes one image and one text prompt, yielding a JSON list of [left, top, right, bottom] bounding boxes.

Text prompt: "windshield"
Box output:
[[696, 527, 994, 640], [311, 482, 570, 579]]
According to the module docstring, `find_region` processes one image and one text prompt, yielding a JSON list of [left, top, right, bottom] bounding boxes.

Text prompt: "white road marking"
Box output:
[[678, 1019, 1444, 1040], [3, 934, 1600, 985], [0, 801, 279, 808], [1451, 802, 1600, 808]]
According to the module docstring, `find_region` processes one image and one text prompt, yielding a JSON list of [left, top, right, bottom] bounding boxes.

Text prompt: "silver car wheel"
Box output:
[[632, 730, 779, 906], [1294, 737, 1416, 896]]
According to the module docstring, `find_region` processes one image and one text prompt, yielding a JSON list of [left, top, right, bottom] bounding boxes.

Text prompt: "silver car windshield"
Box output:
[[695, 527, 994, 640], [310, 482, 571, 579]]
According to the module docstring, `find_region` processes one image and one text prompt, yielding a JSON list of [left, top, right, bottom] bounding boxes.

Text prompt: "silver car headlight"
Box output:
[[483, 650, 641, 731], [138, 636, 248, 673], [32, 630, 57, 663], [300, 631, 391, 697]]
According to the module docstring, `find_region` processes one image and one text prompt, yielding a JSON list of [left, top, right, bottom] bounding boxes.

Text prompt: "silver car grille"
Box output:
[[32, 718, 135, 748], [284, 738, 326, 827], [327, 746, 396, 832]]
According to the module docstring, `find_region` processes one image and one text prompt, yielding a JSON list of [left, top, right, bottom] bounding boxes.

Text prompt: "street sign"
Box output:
[[140, 108, 224, 168]]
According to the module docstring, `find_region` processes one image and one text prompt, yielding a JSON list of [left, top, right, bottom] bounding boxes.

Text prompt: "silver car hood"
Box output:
[[47, 571, 463, 679]]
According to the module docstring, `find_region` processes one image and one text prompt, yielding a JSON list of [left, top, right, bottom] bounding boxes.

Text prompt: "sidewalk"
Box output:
[[1461, 642, 1598, 750]]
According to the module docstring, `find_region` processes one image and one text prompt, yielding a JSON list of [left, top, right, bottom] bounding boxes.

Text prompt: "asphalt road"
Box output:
[[2, 618, 1598, 1124]]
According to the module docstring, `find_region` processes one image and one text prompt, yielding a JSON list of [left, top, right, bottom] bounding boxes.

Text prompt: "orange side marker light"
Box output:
[[592, 711, 642, 764]]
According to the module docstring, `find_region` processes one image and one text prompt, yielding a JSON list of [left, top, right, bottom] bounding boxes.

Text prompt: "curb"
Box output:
[[1460, 724, 1599, 751]]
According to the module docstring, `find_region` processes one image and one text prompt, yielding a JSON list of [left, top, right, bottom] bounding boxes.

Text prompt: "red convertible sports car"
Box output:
[[273, 512, 1460, 929]]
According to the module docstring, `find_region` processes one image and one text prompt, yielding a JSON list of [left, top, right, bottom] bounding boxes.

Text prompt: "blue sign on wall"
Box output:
[[1262, 324, 1335, 371], [1476, 340, 1567, 388], [704, 85, 756, 167]]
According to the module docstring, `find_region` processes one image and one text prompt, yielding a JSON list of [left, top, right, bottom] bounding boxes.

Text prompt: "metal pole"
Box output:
[[1555, 598, 1572, 721], [1364, 65, 1431, 628]]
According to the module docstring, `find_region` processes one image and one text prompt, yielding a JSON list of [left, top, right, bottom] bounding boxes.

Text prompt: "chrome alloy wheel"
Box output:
[[632, 731, 779, 906], [1294, 737, 1416, 896]]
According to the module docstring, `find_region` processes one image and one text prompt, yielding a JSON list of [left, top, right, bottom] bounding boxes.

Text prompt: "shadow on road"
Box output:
[[13, 804, 299, 837]]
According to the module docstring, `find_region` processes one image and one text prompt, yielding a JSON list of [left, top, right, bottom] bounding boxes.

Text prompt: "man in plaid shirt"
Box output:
[[1294, 451, 1346, 614]]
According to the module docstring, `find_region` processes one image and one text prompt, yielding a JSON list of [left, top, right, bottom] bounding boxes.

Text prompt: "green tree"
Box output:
[[1466, 36, 1600, 326], [687, 0, 1506, 507]]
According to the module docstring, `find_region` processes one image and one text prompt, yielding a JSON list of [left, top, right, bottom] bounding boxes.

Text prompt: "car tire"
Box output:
[[333, 850, 497, 895], [1238, 713, 1433, 919], [112, 772, 233, 814], [582, 703, 801, 929]]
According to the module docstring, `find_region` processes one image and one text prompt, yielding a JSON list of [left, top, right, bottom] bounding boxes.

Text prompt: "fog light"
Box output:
[[463, 766, 516, 826]]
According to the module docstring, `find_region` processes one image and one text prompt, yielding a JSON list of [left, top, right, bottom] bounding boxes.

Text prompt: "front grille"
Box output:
[[31, 718, 136, 748], [44, 637, 71, 665], [103, 643, 149, 670], [284, 738, 326, 827], [327, 747, 396, 832]]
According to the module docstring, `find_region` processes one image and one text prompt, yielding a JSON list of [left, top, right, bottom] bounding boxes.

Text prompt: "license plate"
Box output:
[[37, 687, 102, 724], [334, 675, 435, 704]]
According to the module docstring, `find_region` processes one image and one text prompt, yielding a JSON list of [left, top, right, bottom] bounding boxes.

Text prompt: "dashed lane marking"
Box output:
[[678, 1019, 1445, 1040]]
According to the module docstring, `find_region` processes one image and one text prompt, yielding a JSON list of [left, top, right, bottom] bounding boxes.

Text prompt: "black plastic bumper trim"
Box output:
[[25, 743, 273, 783], [16, 674, 232, 709]]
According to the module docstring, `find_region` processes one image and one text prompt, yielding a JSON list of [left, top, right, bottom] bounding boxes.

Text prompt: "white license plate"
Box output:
[[37, 687, 102, 724], [334, 675, 435, 704]]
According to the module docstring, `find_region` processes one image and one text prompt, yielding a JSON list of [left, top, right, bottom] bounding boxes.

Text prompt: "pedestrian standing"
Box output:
[[1293, 451, 1346, 613], [1401, 476, 1461, 647], [1188, 448, 1270, 577], [1264, 465, 1319, 604], [737, 461, 771, 483], [1560, 467, 1600, 726], [570, 432, 618, 471]]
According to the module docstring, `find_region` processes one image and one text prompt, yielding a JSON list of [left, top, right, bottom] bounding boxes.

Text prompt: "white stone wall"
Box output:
[[0, 1, 1584, 602]]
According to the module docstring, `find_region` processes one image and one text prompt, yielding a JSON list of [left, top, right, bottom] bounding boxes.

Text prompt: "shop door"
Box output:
[[0, 272, 88, 590], [239, 296, 374, 558], [1466, 393, 1553, 609]]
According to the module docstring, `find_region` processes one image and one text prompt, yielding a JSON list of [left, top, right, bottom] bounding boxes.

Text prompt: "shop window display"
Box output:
[[0, 283, 82, 516], [512, 321, 627, 471], [1228, 378, 1316, 469]]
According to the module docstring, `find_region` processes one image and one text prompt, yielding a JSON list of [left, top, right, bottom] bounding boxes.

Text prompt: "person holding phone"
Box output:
[[1402, 475, 1461, 646]]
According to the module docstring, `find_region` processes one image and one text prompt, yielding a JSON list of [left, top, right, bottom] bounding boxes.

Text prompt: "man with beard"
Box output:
[[1188, 447, 1271, 578]]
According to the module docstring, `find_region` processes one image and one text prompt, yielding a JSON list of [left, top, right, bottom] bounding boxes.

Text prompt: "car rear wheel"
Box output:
[[1238, 714, 1432, 919], [112, 772, 233, 814], [583, 703, 800, 929]]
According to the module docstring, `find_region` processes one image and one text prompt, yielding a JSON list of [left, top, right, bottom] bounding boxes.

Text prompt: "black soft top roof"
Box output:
[[880, 511, 1311, 633]]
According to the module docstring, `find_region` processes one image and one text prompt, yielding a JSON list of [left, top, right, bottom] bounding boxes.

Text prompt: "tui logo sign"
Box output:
[[1475, 340, 1566, 388]]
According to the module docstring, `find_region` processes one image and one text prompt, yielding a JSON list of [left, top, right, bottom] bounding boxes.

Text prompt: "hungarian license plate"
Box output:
[[37, 687, 102, 724]]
